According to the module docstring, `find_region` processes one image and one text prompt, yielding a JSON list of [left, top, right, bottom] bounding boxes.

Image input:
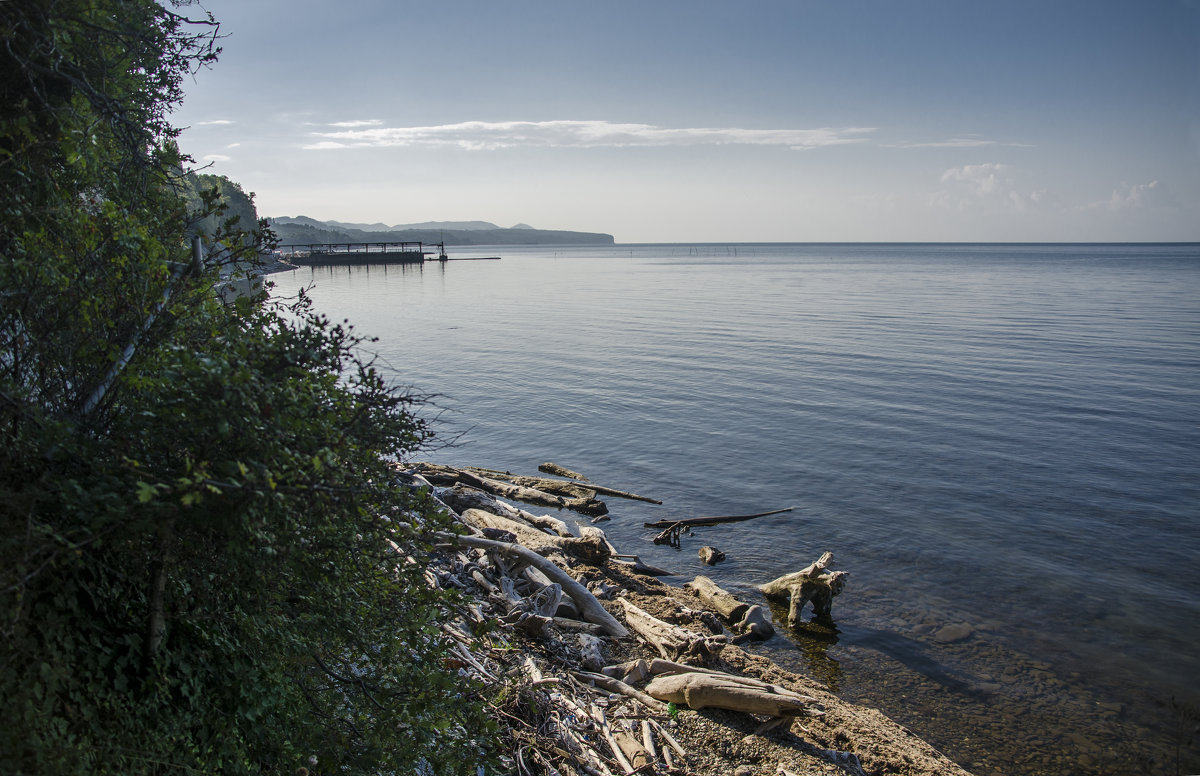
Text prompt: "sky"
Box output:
[[171, 0, 1200, 243]]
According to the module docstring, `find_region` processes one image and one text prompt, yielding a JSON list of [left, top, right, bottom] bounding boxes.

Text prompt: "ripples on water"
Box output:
[[282, 243, 1200, 775]]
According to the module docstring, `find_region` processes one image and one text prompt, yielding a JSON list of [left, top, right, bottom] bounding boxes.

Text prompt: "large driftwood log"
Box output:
[[685, 575, 775, 641], [644, 671, 820, 717], [759, 551, 849, 625], [459, 509, 610, 564], [435, 532, 628, 638], [619, 599, 725, 662]]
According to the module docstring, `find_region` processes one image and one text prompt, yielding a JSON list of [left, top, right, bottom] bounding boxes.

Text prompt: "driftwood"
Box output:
[[459, 508, 611, 564], [591, 705, 636, 775], [466, 467, 599, 500], [698, 546, 725, 565], [578, 634, 605, 671], [533, 462, 664, 504], [644, 506, 795, 529], [439, 484, 575, 537], [436, 532, 628, 638], [644, 671, 820, 718], [476, 467, 662, 505], [759, 551, 849, 626], [685, 575, 775, 641], [611, 554, 675, 577], [619, 598, 725, 662], [573, 670, 667, 714], [611, 729, 652, 772], [650, 507, 794, 548], [539, 461, 590, 480], [414, 463, 609, 516]]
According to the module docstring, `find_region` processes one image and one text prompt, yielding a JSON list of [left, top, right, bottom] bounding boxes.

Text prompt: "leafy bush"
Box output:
[[0, 2, 494, 773]]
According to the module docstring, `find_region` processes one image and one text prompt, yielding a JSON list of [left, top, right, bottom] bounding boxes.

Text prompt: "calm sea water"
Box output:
[[277, 243, 1200, 775]]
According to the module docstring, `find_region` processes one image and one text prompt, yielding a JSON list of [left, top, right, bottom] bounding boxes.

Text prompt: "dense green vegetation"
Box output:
[[0, 2, 492, 773]]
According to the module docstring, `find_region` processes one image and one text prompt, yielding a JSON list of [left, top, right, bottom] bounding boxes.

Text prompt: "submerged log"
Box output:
[[759, 551, 849, 625]]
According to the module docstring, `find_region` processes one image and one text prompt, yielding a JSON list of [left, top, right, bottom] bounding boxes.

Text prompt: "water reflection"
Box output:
[[767, 600, 843, 690]]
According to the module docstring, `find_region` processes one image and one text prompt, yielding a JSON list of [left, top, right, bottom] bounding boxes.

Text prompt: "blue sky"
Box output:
[[172, 0, 1200, 242]]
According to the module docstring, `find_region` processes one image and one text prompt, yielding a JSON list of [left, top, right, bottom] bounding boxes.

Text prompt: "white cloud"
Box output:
[[940, 163, 1013, 196], [194, 119, 235, 126], [933, 163, 1044, 212], [1091, 180, 1165, 210], [302, 119, 875, 151], [327, 119, 384, 128], [202, 154, 232, 162], [890, 137, 1033, 149]]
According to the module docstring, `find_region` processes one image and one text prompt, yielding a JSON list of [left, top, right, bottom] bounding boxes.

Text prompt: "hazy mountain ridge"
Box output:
[[269, 216, 614, 246]]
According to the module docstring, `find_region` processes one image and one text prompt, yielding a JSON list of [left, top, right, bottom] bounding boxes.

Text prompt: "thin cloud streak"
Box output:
[[303, 120, 876, 151], [885, 137, 1034, 148]]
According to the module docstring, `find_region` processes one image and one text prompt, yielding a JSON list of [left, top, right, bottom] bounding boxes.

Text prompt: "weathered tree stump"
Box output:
[[759, 551, 848, 626]]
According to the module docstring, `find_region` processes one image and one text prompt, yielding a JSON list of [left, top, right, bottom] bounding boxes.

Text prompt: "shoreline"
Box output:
[[412, 463, 975, 776]]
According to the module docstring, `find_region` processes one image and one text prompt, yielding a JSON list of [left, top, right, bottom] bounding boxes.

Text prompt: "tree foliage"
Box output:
[[1, 2, 494, 773]]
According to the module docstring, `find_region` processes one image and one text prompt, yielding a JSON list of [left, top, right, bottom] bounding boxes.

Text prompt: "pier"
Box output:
[[278, 241, 501, 265], [279, 241, 426, 266]]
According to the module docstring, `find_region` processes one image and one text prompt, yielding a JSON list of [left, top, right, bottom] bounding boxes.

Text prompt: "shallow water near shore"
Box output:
[[278, 243, 1200, 775]]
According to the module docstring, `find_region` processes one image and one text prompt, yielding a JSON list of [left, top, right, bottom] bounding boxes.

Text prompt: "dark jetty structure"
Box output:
[[279, 241, 499, 266]]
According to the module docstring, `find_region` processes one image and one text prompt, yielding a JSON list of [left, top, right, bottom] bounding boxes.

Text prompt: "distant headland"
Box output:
[[268, 216, 615, 246]]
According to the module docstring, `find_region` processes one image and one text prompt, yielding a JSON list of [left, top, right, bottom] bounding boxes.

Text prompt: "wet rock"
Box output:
[[932, 623, 974, 643]]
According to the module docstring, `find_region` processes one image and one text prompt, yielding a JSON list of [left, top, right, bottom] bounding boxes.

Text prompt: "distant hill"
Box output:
[[268, 216, 614, 246]]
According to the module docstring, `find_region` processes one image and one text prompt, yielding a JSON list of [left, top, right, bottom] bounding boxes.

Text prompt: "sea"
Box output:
[[273, 242, 1200, 776]]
